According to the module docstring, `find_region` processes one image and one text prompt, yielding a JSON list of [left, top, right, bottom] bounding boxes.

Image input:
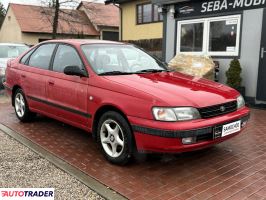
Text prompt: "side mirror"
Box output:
[[64, 66, 86, 77]]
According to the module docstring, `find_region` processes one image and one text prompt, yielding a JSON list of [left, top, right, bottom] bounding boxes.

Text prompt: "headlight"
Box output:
[[0, 68, 5, 76], [237, 95, 245, 109], [173, 107, 201, 121], [152, 107, 177, 121], [153, 107, 201, 122]]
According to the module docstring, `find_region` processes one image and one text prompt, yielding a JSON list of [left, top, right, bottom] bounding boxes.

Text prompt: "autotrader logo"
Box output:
[[0, 188, 54, 200]]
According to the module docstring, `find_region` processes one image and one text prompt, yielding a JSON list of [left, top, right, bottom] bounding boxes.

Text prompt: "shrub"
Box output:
[[226, 59, 242, 89]]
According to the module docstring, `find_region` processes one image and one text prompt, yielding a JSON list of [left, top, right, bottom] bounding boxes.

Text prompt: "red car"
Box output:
[[4, 40, 250, 165]]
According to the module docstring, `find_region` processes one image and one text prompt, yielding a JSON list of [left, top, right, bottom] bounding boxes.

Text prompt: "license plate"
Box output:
[[222, 120, 241, 137]]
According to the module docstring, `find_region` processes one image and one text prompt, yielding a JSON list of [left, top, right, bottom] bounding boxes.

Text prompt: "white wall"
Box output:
[[216, 9, 263, 98]]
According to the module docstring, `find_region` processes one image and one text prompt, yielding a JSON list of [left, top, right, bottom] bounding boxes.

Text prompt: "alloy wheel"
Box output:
[[100, 119, 125, 158], [15, 93, 25, 118]]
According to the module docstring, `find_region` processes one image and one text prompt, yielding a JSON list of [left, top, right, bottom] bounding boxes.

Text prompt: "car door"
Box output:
[[46, 44, 89, 128], [19, 43, 57, 112]]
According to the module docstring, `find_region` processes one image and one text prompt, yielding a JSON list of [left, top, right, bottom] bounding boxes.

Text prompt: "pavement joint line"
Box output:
[[0, 123, 128, 200]]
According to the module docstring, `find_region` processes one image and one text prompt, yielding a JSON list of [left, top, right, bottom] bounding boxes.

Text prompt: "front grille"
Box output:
[[199, 101, 237, 119]]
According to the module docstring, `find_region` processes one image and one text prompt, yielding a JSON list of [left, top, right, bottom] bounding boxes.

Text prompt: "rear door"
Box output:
[[46, 44, 89, 127], [19, 43, 57, 111]]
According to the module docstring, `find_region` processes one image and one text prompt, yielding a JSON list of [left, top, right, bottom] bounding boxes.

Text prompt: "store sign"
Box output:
[[175, 0, 266, 17]]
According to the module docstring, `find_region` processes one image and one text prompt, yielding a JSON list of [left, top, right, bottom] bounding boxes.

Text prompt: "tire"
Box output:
[[97, 111, 134, 165], [13, 88, 36, 122]]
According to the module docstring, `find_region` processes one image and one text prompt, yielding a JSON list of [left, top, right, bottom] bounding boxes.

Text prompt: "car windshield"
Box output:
[[0, 45, 29, 58], [81, 44, 169, 75]]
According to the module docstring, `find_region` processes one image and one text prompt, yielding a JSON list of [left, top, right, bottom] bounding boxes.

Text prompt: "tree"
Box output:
[[52, 0, 60, 39], [41, 0, 80, 39], [41, 0, 97, 39], [0, 2, 6, 29]]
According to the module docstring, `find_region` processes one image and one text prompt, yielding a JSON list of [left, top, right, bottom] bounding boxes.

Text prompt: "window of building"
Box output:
[[137, 3, 163, 24], [177, 15, 241, 57]]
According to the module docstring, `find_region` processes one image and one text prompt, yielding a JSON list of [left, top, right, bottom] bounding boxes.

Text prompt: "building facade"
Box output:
[[0, 2, 120, 46], [77, 1, 120, 41], [106, 0, 163, 41], [153, 0, 266, 104]]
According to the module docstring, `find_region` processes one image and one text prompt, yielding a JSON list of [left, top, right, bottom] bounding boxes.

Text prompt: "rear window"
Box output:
[[0, 45, 29, 58]]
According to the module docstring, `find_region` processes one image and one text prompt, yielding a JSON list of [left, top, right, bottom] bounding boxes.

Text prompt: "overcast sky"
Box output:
[[2, 0, 105, 9]]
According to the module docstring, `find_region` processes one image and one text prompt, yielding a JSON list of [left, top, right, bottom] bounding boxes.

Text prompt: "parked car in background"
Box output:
[[0, 43, 29, 89], [3, 40, 250, 165]]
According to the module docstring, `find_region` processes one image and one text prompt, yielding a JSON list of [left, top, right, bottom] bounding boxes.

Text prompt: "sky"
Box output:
[[1, 0, 105, 9]]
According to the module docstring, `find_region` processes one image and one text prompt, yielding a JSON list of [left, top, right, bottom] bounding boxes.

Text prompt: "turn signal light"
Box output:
[[182, 137, 196, 145]]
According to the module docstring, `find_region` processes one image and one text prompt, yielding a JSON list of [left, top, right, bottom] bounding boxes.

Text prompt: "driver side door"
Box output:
[[46, 44, 89, 128]]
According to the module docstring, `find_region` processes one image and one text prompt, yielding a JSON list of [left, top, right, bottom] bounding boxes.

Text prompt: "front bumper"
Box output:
[[129, 106, 250, 153]]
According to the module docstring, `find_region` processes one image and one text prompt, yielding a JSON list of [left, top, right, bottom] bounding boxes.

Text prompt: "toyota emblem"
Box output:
[[220, 106, 226, 112]]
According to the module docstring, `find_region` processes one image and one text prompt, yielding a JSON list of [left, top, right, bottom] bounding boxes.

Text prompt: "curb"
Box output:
[[0, 123, 128, 200]]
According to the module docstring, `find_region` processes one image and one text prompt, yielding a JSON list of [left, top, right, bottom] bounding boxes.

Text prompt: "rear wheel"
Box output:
[[14, 89, 36, 122], [97, 111, 134, 165]]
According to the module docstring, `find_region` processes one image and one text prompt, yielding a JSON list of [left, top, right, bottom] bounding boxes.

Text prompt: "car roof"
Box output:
[[0, 43, 28, 46], [41, 39, 124, 46]]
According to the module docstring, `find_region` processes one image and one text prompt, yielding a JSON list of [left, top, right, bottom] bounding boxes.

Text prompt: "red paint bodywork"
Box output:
[[4, 40, 250, 153]]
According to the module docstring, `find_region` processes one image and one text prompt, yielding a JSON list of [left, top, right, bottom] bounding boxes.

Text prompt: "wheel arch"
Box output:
[[92, 104, 133, 141]]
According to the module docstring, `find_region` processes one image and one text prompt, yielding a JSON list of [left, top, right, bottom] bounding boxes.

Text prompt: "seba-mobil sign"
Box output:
[[201, 0, 266, 12], [175, 0, 266, 17]]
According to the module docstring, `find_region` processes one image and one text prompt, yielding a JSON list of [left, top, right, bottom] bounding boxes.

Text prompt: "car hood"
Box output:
[[103, 72, 239, 108], [0, 58, 11, 68]]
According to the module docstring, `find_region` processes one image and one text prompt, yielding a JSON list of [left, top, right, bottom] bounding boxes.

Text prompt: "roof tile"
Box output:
[[10, 3, 99, 36], [81, 1, 119, 28]]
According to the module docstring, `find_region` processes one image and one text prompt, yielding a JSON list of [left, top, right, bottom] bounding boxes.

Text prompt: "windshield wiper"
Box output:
[[135, 69, 173, 74], [98, 71, 133, 76]]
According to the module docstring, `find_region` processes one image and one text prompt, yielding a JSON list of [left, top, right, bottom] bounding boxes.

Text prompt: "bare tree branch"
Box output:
[[39, 0, 99, 38]]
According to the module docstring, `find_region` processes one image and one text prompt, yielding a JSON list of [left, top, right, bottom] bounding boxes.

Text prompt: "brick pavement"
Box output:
[[0, 99, 265, 200]]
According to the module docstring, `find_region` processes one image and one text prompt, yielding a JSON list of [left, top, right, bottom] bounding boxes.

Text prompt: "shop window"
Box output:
[[137, 3, 163, 24], [180, 22, 204, 52], [177, 15, 241, 57]]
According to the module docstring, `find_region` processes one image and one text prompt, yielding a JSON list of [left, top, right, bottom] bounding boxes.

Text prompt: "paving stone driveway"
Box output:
[[0, 98, 265, 200]]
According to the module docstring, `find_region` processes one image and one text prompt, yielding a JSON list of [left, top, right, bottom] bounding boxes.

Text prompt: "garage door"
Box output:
[[102, 31, 119, 41]]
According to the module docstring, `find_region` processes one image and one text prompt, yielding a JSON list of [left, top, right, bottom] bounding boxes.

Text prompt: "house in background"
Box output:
[[105, 0, 163, 41], [0, 3, 99, 45], [105, 0, 164, 58], [0, 2, 120, 46], [78, 1, 119, 41]]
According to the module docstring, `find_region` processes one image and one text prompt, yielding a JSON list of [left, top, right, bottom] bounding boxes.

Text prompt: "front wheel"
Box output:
[[97, 111, 134, 165], [14, 89, 36, 122]]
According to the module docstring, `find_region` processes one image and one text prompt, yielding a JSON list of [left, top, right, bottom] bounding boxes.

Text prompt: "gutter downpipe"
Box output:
[[106, 0, 123, 41], [116, 4, 123, 41], [162, 6, 168, 62]]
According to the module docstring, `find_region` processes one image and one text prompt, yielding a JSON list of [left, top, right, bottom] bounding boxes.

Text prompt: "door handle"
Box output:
[[48, 81, 54, 86], [261, 47, 266, 59]]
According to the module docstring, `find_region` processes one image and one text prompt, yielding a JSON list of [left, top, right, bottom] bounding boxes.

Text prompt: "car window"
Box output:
[[81, 44, 166, 74], [52, 44, 83, 73], [20, 48, 36, 64], [28, 44, 56, 70], [0, 45, 29, 58]]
